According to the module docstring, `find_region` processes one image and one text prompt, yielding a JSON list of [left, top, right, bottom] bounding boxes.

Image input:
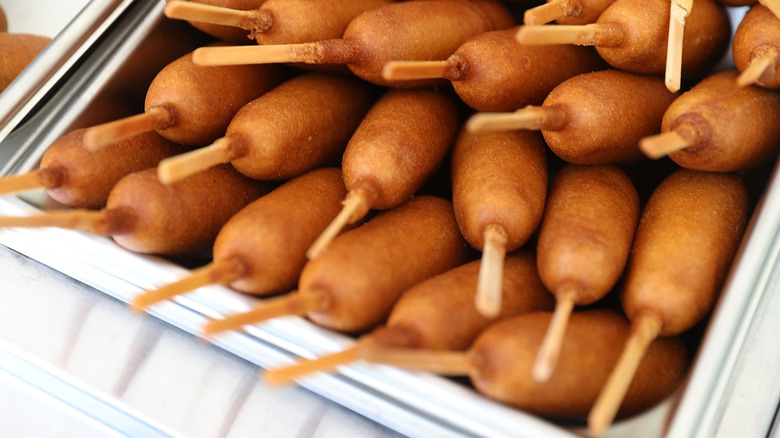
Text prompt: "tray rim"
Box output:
[[0, 1, 774, 438]]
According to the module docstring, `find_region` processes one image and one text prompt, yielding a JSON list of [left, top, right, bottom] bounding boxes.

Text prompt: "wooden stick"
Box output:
[[532, 285, 578, 382], [760, 0, 780, 20], [264, 343, 366, 385], [202, 290, 324, 336], [665, 0, 693, 92], [83, 107, 171, 151], [361, 347, 477, 376], [475, 224, 508, 319], [517, 24, 596, 45], [130, 256, 246, 312], [193, 39, 356, 67], [466, 106, 566, 134], [588, 312, 663, 437], [193, 44, 296, 66], [516, 23, 623, 47], [0, 170, 45, 195], [382, 58, 458, 82], [157, 137, 242, 185], [639, 130, 692, 159], [523, 0, 572, 26], [165, 0, 253, 28], [737, 50, 778, 88], [306, 191, 368, 260], [0, 209, 105, 231]]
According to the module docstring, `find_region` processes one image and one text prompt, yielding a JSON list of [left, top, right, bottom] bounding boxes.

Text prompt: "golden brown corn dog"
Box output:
[[379, 252, 554, 351], [471, 310, 687, 420], [640, 70, 780, 171], [718, 0, 780, 18], [533, 164, 639, 381], [733, 4, 780, 89], [0, 32, 51, 92], [192, 0, 515, 87], [516, 0, 730, 91], [107, 165, 273, 255], [263, 251, 554, 384], [381, 26, 606, 112], [0, 129, 186, 209], [588, 169, 749, 435], [451, 129, 547, 318], [83, 48, 283, 149], [360, 309, 688, 421], [622, 169, 749, 341], [165, 0, 392, 45], [157, 73, 376, 184], [0, 165, 271, 257], [131, 167, 348, 310], [203, 196, 472, 335], [307, 88, 459, 259], [467, 69, 677, 165]]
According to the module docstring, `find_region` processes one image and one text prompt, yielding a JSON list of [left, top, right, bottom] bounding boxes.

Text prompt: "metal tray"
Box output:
[[0, 0, 133, 147], [0, 2, 775, 437]]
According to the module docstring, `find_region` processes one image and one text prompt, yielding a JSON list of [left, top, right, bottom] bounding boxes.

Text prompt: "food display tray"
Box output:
[[0, 0, 133, 148], [1, 2, 778, 437]]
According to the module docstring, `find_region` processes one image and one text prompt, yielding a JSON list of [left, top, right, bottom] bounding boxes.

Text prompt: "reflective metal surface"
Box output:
[[0, 243, 406, 438], [0, 0, 132, 144], [0, 2, 778, 438]]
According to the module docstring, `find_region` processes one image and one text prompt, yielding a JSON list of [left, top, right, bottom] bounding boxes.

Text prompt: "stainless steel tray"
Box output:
[[0, 0, 133, 146], [0, 2, 774, 437]]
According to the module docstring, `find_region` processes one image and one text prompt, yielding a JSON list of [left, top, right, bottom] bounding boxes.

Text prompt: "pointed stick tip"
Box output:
[[127, 298, 147, 314], [262, 344, 363, 386], [262, 368, 292, 386], [201, 291, 317, 336], [531, 291, 577, 383], [638, 131, 690, 159], [474, 224, 507, 319], [665, 77, 680, 93], [306, 192, 367, 260], [532, 355, 554, 382]]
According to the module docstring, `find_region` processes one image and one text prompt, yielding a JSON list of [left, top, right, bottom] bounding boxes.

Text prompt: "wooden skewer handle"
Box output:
[[193, 40, 357, 67], [264, 344, 364, 385], [84, 107, 172, 151], [516, 23, 623, 47], [475, 224, 508, 319], [639, 130, 693, 159], [165, 0, 252, 27], [382, 59, 454, 81], [665, 0, 692, 93], [194, 45, 297, 66], [737, 47, 779, 88], [157, 137, 241, 185], [202, 291, 322, 336], [306, 191, 368, 260], [361, 347, 477, 376], [523, 0, 572, 26], [532, 287, 577, 382], [466, 105, 567, 134], [588, 312, 663, 437], [130, 256, 245, 312], [0, 170, 45, 195], [0, 209, 104, 231]]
